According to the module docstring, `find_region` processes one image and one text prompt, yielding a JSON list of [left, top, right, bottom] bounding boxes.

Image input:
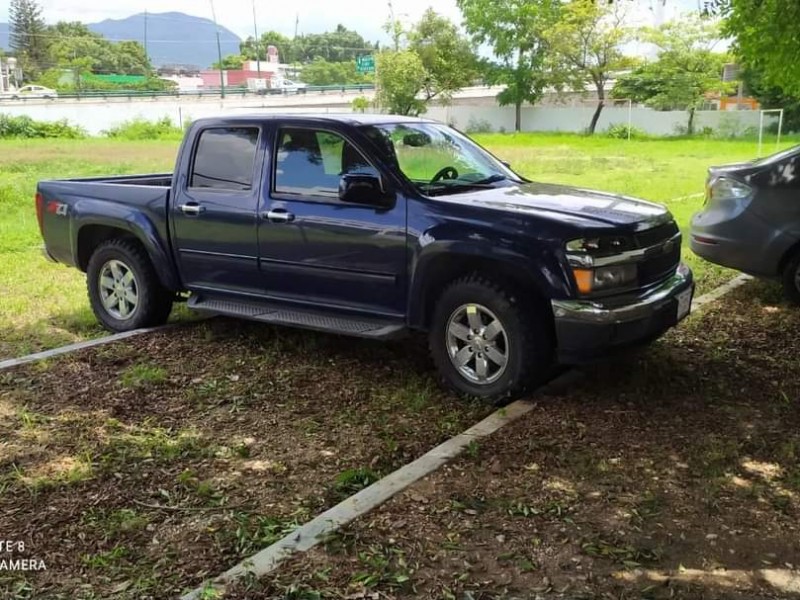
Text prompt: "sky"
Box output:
[[8, 0, 702, 45]]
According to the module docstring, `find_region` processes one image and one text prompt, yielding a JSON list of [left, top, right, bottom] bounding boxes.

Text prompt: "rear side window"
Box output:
[[190, 127, 259, 192]]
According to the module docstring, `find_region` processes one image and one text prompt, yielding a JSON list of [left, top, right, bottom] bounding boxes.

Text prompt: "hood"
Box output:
[[442, 181, 672, 231]]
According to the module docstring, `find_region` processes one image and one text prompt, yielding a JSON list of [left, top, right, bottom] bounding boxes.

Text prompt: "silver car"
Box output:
[[691, 145, 800, 302]]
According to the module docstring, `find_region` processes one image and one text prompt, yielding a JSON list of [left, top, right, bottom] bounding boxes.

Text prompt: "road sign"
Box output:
[[356, 55, 375, 74]]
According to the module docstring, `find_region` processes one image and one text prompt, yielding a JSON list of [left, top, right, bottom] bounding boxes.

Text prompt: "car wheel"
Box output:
[[781, 249, 800, 305], [429, 274, 553, 403], [87, 238, 173, 332]]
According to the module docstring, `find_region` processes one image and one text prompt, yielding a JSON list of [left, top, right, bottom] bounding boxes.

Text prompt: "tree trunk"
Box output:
[[515, 101, 522, 132], [589, 101, 604, 135], [588, 84, 605, 135], [688, 107, 696, 136]]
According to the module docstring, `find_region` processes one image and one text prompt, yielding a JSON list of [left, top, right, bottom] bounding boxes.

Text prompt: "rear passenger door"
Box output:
[[171, 126, 265, 295], [258, 126, 407, 317]]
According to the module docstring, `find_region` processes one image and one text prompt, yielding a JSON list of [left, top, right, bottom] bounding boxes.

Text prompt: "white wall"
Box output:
[[0, 95, 777, 137], [429, 105, 775, 136]]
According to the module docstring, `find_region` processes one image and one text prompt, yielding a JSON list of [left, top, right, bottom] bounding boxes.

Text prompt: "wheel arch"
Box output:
[[76, 221, 180, 291], [409, 247, 562, 331]]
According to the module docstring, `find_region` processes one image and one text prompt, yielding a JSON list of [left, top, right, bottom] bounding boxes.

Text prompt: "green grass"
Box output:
[[1, 134, 797, 359]]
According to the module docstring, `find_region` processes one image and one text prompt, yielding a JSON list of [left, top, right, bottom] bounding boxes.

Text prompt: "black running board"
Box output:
[[188, 295, 407, 340]]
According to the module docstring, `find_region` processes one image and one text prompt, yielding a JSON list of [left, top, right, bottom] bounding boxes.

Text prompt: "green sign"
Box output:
[[356, 54, 375, 74]]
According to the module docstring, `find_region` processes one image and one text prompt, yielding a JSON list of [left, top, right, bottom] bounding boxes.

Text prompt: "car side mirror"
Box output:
[[338, 173, 391, 207]]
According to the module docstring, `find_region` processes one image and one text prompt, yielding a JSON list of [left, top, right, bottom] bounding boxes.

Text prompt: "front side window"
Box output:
[[361, 122, 521, 196], [190, 127, 259, 192], [274, 128, 377, 197]]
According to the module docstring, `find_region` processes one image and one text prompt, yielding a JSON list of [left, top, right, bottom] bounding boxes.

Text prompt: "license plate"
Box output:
[[676, 288, 693, 322]]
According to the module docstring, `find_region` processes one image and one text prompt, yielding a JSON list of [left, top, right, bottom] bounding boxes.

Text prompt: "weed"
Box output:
[[119, 363, 167, 388], [332, 467, 380, 498], [222, 511, 305, 557], [82, 508, 148, 539], [581, 537, 661, 568], [81, 544, 130, 569]]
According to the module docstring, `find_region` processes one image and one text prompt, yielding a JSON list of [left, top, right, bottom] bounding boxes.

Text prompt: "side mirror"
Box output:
[[338, 173, 391, 207]]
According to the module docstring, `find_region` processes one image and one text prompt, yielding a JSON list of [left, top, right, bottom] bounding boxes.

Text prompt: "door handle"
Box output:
[[179, 203, 205, 216], [265, 209, 295, 223]]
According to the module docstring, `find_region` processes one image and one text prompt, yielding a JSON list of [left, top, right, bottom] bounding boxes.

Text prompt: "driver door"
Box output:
[[258, 126, 408, 317]]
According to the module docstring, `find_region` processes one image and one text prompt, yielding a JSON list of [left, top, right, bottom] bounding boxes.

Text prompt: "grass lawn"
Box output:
[[1, 134, 797, 359]]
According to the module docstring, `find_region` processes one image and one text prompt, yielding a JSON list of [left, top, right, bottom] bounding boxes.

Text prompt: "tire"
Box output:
[[429, 274, 553, 403], [782, 249, 800, 305], [86, 238, 173, 332]]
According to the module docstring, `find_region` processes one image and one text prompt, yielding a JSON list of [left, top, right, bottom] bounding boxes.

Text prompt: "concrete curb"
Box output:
[[180, 370, 582, 600], [0, 326, 166, 372], [691, 274, 753, 313]]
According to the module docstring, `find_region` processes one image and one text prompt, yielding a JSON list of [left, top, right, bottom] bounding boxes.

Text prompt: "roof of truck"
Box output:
[[193, 113, 438, 126]]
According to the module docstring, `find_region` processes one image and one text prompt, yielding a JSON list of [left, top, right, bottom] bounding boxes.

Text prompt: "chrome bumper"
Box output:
[[552, 263, 693, 325]]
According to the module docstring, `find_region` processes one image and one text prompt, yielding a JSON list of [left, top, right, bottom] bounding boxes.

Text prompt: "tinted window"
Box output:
[[190, 127, 259, 191], [274, 128, 377, 197]]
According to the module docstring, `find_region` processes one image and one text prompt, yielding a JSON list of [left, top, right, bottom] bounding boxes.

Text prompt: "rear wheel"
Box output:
[[429, 274, 553, 403], [87, 239, 173, 332], [782, 249, 800, 305]]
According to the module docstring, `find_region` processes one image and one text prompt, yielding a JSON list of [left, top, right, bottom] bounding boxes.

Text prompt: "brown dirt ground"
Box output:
[[226, 281, 800, 600], [0, 319, 492, 599]]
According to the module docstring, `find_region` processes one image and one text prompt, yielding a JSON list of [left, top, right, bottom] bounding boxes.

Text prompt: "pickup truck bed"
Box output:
[[37, 113, 693, 401]]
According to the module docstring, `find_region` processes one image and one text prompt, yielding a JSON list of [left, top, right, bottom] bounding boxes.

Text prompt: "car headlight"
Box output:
[[565, 236, 631, 254], [572, 264, 637, 294], [709, 177, 752, 202]]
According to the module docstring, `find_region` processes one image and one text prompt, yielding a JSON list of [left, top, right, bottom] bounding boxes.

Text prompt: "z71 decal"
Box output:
[[46, 201, 68, 216]]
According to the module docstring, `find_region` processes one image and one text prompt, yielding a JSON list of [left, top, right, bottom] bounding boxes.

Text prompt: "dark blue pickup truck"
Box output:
[[37, 114, 694, 400]]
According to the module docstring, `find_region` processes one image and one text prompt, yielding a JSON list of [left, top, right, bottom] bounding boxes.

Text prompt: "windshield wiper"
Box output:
[[472, 174, 510, 185]]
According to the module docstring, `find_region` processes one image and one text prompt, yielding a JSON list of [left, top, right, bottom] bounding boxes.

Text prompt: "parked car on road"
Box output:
[[10, 85, 58, 99], [36, 114, 694, 401], [691, 144, 800, 303]]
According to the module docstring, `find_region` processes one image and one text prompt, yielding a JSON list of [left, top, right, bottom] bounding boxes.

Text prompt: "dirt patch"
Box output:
[[232, 281, 800, 600], [0, 319, 492, 599]]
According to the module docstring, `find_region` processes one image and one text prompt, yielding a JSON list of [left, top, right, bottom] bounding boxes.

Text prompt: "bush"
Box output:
[[103, 117, 183, 140], [0, 114, 86, 139], [351, 96, 371, 113], [605, 123, 649, 139], [466, 117, 493, 134]]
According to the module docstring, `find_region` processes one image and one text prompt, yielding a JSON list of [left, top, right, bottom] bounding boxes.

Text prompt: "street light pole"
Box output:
[[209, 0, 226, 98], [252, 0, 261, 79]]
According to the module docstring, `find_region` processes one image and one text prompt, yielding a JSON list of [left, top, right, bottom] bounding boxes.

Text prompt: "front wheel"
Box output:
[[782, 250, 800, 305], [87, 239, 173, 332], [429, 274, 553, 403]]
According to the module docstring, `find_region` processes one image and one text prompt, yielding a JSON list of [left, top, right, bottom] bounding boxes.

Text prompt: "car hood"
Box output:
[[442, 181, 671, 230]]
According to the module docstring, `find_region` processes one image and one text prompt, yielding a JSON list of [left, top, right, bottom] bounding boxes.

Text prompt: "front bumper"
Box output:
[[551, 264, 694, 363], [41, 245, 57, 263]]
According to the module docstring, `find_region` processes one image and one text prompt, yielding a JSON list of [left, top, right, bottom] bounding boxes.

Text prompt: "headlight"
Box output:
[[566, 236, 631, 254], [709, 177, 752, 202], [572, 264, 637, 294]]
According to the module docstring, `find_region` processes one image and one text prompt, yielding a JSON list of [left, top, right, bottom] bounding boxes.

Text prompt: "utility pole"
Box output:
[[252, 0, 261, 79], [209, 0, 225, 98], [144, 10, 149, 71]]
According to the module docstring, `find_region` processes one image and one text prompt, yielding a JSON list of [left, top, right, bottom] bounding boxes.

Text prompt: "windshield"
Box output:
[[360, 122, 522, 196]]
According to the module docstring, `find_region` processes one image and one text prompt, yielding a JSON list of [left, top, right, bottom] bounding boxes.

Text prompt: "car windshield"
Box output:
[[360, 122, 522, 196]]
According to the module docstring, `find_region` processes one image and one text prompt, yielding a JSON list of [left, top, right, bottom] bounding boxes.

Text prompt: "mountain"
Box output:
[[88, 12, 241, 69], [0, 22, 9, 50]]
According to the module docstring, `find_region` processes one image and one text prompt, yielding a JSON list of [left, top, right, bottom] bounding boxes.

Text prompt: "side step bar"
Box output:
[[187, 296, 407, 340]]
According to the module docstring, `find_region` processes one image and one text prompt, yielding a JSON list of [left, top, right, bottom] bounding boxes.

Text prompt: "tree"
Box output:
[[241, 31, 295, 63], [45, 22, 150, 76], [714, 0, 800, 98], [408, 8, 478, 103], [544, 0, 634, 134], [212, 55, 248, 70], [300, 58, 372, 86], [9, 0, 47, 77], [611, 15, 726, 134], [375, 50, 427, 115], [457, 0, 561, 132]]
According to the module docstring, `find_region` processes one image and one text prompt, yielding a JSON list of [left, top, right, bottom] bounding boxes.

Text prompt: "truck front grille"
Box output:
[[639, 241, 682, 286]]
